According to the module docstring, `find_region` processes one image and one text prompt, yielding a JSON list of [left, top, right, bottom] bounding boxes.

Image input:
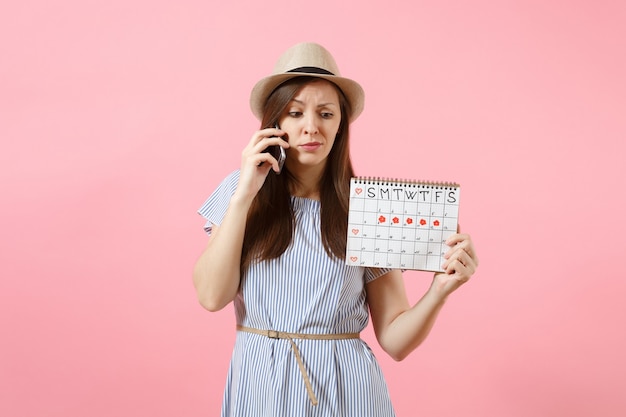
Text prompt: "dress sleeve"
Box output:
[[197, 170, 240, 236], [363, 267, 394, 283]]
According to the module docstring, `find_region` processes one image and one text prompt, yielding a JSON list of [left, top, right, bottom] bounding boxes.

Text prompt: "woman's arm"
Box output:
[[367, 232, 478, 361], [192, 127, 289, 311], [192, 194, 253, 312]]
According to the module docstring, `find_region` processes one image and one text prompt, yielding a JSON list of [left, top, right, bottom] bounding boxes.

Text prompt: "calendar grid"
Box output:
[[346, 177, 460, 272]]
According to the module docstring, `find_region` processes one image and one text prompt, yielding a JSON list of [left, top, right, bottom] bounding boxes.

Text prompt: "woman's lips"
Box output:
[[299, 142, 321, 151]]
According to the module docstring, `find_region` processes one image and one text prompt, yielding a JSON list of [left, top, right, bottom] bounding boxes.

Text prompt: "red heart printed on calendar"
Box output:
[[355, 188, 363, 195], [351, 229, 359, 235], [350, 256, 358, 262]]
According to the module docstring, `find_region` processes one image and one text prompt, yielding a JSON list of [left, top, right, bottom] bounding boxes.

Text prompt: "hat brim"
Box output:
[[250, 72, 364, 123]]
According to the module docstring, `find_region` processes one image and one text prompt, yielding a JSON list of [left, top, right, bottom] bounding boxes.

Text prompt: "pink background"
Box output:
[[2, 1, 625, 416]]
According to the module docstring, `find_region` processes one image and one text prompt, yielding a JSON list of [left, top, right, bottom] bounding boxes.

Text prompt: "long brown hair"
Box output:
[[241, 77, 354, 270]]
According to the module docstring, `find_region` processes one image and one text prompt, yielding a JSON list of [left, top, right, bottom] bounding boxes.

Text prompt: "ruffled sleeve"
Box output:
[[197, 170, 240, 236], [363, 267, 394, 283]]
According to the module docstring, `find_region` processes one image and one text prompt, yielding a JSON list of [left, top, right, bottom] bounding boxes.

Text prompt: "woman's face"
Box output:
[[278, 80, 342, 172]]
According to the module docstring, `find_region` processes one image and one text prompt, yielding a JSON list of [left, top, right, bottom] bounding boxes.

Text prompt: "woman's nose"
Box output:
[[303, 115, 319, 135]]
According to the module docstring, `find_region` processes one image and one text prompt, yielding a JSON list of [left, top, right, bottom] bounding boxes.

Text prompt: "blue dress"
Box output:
[[198, 170, 396, 416]]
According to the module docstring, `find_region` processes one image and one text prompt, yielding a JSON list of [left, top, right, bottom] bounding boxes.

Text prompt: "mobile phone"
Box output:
[[262, 124, 286, 174]]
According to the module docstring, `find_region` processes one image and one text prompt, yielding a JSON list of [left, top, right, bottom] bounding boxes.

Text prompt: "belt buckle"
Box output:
[[267, 330, 279, 339]]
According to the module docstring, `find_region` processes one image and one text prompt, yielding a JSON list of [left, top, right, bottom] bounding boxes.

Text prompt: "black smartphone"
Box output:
[[262, 124, 286, 174]]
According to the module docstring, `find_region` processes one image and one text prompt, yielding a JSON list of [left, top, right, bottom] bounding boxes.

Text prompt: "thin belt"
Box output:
[[236, 325, 360, 406]]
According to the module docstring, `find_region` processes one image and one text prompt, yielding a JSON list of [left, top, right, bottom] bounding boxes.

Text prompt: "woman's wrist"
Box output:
[[427, 278, 453, 304]]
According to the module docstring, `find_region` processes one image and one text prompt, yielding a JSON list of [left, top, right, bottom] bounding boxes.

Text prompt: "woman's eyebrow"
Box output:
[[290, 98, 338, 108]]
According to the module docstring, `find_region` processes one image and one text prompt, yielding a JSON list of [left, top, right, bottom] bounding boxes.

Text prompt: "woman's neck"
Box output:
[[288, 164, 325, 200]]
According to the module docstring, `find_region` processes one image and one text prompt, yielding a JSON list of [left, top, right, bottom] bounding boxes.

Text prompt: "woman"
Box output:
[[194, 42, 478, 416]]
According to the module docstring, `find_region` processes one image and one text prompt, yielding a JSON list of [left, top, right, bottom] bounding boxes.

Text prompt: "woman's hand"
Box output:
[[434, 229, 479, 297], [235, 127, 289, 201]]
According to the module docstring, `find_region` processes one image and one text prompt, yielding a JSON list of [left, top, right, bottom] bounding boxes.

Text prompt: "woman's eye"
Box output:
[[288, 111, 303, 118], [321, 112, 334, 119]]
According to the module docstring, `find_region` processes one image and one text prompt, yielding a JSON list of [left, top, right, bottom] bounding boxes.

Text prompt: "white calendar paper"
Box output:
[[346, 177, 460, 272]]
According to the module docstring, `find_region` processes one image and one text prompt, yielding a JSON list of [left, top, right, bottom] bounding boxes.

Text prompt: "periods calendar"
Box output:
[[346, 177, 460, 272]]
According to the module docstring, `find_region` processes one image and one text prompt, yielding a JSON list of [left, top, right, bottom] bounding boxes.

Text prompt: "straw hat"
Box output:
[[249, 42, 365, 122]]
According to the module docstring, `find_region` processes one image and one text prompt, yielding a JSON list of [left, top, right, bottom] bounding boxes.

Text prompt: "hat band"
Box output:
[[287, 66, 335, 76]]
